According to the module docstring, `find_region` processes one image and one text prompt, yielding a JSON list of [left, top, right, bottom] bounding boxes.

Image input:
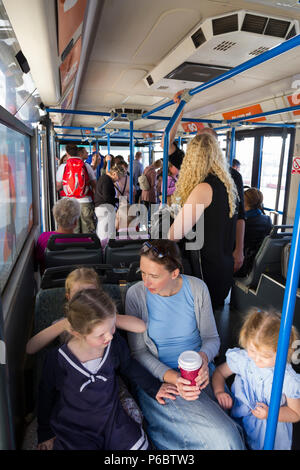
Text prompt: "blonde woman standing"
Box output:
[[168, 133, 238, 310]]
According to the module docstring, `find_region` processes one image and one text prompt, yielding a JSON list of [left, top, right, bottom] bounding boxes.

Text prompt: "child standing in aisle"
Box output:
[[212, 308, 300, 450]]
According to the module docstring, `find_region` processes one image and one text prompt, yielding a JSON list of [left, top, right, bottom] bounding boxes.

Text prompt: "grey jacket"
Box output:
[[125, 275, 220, 382]]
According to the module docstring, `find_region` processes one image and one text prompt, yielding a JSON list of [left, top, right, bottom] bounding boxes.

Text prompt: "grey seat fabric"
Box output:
[[235, 230, 292, 289]]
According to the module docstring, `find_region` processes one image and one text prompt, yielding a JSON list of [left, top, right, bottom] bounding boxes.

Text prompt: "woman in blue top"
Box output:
[[212, 308, 300, 450], [126, 239, 245, 450]]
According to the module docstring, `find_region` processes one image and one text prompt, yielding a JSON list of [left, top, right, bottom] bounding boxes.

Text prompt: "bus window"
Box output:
[[235, 137, 255, 187], [260, 135, 290, 225]]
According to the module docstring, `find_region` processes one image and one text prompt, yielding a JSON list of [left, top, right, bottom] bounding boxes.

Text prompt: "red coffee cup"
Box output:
[[178, 350, 202, 386]]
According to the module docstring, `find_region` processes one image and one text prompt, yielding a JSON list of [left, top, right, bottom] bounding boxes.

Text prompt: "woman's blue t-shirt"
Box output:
[[146, 275, 202, 370]]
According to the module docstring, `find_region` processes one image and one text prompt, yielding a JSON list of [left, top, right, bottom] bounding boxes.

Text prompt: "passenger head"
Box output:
[[169, 148, 184, 176], [59, 154, 67, 166], [244, 188, 264, 212], [140, 240, 183, 294], [135, 151, 142, 160], [232, 159, 241, 171], [66, 289, 116, 346], [65, 144, 79, 157], [153, 159, 163, 170], [109, 163, 126, 182], [52, 198, 81, 231], [239, 308, 299, 366], [172, 133, 237, 218], [78, 147, 89, 160], [197, 127, 218, 139], [65, 267, 101, 300]]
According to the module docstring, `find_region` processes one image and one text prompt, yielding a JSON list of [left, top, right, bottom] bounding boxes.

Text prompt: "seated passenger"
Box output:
[[235, 187, 272, 277], [35, 198, 90, 274], [125, 239, 245, 450], [27, 266, 147, 355], [36, 288, 174, 450], [212, 308, 300, 450]]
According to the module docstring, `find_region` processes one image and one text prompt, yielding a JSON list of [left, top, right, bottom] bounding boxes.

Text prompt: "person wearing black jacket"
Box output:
[[94, 163, 125, 242]]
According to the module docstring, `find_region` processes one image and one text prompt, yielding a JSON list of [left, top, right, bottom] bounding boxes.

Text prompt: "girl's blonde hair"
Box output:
[[172, 133, 237, 217], [66, 288, 116, 336], [65, 267, 101, 298], [239, 308, 299, 362]]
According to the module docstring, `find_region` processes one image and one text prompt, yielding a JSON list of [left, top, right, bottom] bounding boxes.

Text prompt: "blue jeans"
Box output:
[[136, 386, 245, 450]]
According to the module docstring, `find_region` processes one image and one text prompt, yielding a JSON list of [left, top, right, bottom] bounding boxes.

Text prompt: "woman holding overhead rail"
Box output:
[[125, 239, 245, 450]]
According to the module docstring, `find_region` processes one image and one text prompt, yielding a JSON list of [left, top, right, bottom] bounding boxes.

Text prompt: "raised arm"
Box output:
[[26, 318, 69, 355], [161, 90, 185, 155], [116, 314, 146, 333]]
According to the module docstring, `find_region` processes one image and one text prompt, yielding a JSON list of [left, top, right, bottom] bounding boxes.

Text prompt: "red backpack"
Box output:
[[61, 158, 93, 199]]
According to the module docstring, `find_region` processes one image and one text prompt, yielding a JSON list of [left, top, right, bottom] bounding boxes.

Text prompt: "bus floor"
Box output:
[[214, 303, 300, 451]]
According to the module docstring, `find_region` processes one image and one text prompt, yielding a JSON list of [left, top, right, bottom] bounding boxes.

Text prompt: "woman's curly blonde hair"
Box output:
[[171, 133, 237, 218]]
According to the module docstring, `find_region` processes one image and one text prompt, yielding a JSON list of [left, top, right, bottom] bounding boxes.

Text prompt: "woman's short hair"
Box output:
[[244, 188, 264, 211], [52, 198, 81, 229], [140, 239, 183, 273]]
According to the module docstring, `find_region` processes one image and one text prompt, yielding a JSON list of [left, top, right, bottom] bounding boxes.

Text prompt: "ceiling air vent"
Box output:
[[213, 41, 236, 52], [146, 75, 153, 86], [286, 24, 296, 40], [212, 14, 239, 35], [191, 27, 206, 48], [264, 18, 290, 38], [164, 62, 231, 83], [241, 13, 268, 34], [249, 46, 269, 56]]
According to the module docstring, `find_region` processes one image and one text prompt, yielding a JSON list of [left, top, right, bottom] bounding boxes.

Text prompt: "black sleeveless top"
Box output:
[[182, 173, 237, 309]]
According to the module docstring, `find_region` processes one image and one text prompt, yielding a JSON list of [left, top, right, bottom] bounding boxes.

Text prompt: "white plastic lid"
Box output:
[[178, 350, 202, 371]]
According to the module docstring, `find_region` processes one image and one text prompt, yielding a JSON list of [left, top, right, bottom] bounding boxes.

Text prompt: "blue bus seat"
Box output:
[[233, 225, 293, 291], [44, 233, 103, 270]]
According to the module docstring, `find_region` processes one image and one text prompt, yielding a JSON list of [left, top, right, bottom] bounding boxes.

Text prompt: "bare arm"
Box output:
[[233, 219, 245, 272], [161, 90, 185, 155], [26, 318, 69, 355], [168, 182, 212, 241], [116, 314, 146, 333], [212, 362, 234, 409], [252, 397, 300, 422]]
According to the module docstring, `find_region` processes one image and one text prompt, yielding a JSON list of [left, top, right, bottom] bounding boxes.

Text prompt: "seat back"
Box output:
[[44, 233, 102, 269], [104, 238, 146, 268], [237, 225, 293, 289]]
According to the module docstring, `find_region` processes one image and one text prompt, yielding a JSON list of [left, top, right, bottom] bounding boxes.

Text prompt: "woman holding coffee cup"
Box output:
[[125, 239, 245, 450]]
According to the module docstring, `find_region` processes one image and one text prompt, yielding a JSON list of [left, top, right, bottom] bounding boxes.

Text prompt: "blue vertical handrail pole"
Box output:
[[257, 136, 264, 189], [229, 127, 236, 166], [178, 135, 182, 149], [37, 131, 44, 233], [263, 183, 300, 450], [129, 120, 134, 204], [107, 133, 111, 171], [162, 100, 186, 204]]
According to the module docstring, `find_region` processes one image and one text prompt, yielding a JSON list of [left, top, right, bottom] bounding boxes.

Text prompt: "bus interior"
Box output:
[[0, 0, 300, 451]]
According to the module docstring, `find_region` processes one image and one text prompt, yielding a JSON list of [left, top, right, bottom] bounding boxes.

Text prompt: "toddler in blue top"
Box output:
[[212, 308, 300, 450]]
